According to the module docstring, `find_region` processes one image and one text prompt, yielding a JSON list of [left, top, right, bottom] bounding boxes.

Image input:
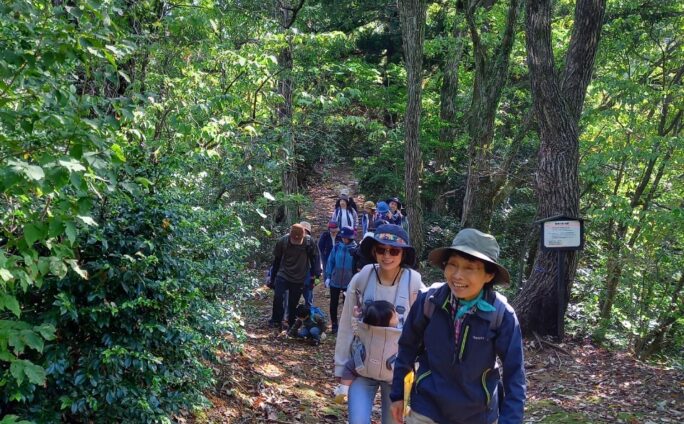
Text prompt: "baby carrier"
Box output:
[[350, 265, 412, 383]]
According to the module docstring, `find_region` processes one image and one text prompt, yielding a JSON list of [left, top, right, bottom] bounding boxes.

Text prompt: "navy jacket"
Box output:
[[390, 284, 525, 424]]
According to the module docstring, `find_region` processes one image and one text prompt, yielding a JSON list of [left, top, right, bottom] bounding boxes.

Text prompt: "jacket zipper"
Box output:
[[415, 370, 432, 393], [481, 368, 492, 406], [458, 325, 470, 362]]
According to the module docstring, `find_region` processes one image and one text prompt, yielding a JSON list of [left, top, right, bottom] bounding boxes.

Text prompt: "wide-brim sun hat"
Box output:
[[299, 221, 312, 235], [386, 197, 402, 209], [360, 224, 416, 267], [427, 228, 510, 286]]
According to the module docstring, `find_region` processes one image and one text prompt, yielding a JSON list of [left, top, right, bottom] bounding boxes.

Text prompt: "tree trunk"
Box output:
[[460, 0, 520, 231], [275, 1, 305, 224], [513, 0, 606, 338], [433, 18, 465, 214], [398, 0, 427, 258]]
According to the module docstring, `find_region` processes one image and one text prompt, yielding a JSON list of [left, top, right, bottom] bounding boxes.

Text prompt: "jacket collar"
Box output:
[[429, 284, 498, 323]]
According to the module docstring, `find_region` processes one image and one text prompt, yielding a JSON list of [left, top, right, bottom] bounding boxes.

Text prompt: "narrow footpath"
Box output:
[[192, 168, 683, 424]]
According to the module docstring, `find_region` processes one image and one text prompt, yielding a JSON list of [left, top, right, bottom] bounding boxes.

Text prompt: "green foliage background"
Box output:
[[0, 0, 682, 422]]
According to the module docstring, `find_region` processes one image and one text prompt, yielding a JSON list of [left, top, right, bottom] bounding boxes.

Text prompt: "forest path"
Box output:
[[192, 167, 683, 424]]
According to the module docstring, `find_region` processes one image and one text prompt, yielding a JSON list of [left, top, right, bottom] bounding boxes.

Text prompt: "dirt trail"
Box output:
[[193, 168, 684, 424]]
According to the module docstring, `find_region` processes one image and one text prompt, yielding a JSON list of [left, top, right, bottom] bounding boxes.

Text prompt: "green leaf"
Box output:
[[0, 294, 21, 317], [65, 221, 77, 244], [21, 330, 44, 353], [0, 414, 33, 424], [10, 359, 46, 386], [34, 323, 56, 341], [24, 223, 45, 246], [0, 268, 13, 282], [8, 160, 44, 181], [59, 159, 86, 172], [111, 143, 126, 162], [9, 361, 25, 385]]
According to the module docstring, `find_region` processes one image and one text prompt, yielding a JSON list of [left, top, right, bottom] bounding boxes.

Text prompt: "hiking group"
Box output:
[[266, 189, 526, 424]]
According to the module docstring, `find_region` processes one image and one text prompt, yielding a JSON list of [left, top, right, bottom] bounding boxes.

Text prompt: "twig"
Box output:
[[533, 331, 573, 356]]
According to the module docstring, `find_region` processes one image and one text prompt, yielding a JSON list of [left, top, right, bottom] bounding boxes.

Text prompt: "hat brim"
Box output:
[[428, 246, 510, 286], [361, 236, 416, 268]]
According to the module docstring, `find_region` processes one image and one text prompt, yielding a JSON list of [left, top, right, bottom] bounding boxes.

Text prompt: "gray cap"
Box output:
[[427, 228, 510, 285]]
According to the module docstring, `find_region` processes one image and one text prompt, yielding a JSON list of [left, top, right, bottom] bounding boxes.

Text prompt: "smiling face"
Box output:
[[339, 199, 348, 209], [389, 201, 398, 212], [443, 252, 495, 300], [374, 243, 403, 272]]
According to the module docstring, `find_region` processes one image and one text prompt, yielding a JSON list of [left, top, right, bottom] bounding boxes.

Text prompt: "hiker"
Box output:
[[376, 201, 393, 224], [332, 193, 359, 233], [268, 224, 322, 330], [339, 188, 359, 213], [361, 201, 377, 235], [334, 224, 425, 424], [325, 226, 358, 334], [386, 197, 403, 226], [318, 220, 340, 272], [288, 304, 328, 346], [334, 300, 399, 403], [300, 221, 317, 308], [389, 228, 526, 424]]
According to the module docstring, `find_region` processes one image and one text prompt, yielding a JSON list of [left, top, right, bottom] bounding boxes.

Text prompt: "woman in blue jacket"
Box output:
[[326, 226, 357, 333], [389, 228, 526, 424]]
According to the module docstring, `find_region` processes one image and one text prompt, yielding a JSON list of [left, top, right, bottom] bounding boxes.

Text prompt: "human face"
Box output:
[[389, 201, 398, 212], [374, 243, 403, 271], [339, 199, 348, 208], [444, 253, 495, 300], [330, 228, 339, 237]]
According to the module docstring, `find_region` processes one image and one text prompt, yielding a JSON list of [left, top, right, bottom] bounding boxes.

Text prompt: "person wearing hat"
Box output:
[[334, 224, 425, 424], [332, 194, 359, 232], [325, 226, 358, 334], [385, 197, 403, 226], [268, 224, 322, 330], [319, 220, 341, 274], [361, 201, 377, 235], [389, 228, 525, 424], [375, 201, 393, 223]]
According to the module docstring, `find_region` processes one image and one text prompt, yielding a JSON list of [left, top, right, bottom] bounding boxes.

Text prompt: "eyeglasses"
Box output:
[[375, 246, 402, 256]]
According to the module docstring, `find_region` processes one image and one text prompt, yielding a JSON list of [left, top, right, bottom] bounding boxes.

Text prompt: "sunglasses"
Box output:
[[374, 246, 402, 256]]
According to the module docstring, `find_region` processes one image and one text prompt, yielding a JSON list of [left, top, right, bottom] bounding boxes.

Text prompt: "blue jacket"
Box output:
[[390, 284, 525, 424], [325, 240, 357, 289], [318, 232, 340, 271]]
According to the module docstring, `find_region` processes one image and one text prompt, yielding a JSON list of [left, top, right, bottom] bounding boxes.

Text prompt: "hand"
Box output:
[[352, 305, 362, 319], [324, 278, 331, 288], [390, 400, 404, 423]]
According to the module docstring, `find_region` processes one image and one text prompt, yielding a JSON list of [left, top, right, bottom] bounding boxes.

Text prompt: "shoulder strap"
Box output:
[[490, 292, 507, 332], [393, 268, 411, 326], [422, 283, 444, 319]]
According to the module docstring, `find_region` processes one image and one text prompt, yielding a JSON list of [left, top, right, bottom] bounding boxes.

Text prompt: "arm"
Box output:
[[311, 240, 322, 277], [271, 238, 283, 284], [333, 273, 363, 377], [390, 291, 429, 402], [325, 245, 336, 279], [495, 309, 526, 424]]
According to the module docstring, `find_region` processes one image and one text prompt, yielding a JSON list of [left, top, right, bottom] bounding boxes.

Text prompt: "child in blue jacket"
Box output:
[[390, 228, 526, 424], [325, 226, 357, 334]]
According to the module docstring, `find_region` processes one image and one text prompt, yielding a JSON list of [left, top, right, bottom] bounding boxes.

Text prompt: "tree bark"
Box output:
[[275, 0, 305, 224], [433, 18, 466, 214], [398, 0, 427, 258], [460, 0, 520, 232], [513, 0, 606, 338]]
